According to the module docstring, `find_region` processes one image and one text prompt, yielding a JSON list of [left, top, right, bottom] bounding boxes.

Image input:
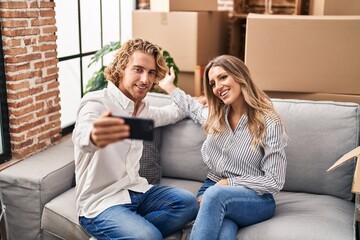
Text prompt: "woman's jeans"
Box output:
[[190, 179, 275, 240], [79, 185, 198, 240]]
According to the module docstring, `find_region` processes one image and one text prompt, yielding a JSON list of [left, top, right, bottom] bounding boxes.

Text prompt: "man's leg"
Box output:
[[139, 185, 198, 237], [79, 202, 163, 240]]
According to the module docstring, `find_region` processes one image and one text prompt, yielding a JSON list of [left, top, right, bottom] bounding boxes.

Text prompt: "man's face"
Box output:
[[119, 51, 157, 103]]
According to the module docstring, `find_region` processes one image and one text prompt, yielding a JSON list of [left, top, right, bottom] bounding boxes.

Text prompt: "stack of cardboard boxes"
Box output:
[[310, 0, 360, 15], [132, 0, 229, 96], [245, 14, 360, 104]]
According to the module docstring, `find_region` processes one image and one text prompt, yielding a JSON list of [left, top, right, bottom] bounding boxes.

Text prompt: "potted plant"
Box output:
[[84, 41, 179, 94]]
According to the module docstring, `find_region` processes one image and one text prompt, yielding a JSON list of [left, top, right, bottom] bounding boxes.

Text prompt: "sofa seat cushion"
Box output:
[[41, 169, 356, 240], [237, 191, 355, 240], [160, 177, 204, 196], [41, 188, 89, 240], [41, 178, 203, 240]]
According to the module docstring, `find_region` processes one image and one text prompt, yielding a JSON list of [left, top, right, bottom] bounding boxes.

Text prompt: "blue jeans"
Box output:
[[190, 179, 275, 240], [79, 185, 198, 240]]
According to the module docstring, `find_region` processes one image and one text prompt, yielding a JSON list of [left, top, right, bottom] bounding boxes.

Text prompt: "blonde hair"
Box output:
[[104, 38, 167, 87], [202, 55, 285, 147]]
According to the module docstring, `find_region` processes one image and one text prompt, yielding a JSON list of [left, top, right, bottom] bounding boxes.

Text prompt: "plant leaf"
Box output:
[[84, 66, 108, 94], [88, 41, 121, 68]]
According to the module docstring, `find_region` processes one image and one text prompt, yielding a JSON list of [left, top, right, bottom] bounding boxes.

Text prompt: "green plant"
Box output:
[[84, 41, 179, 94]]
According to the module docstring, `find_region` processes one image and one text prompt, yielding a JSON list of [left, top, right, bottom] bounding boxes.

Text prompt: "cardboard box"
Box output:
[[327, 146, 360, 194], [178, 71, 195, 96], [310, 0, 360, 15], [132, 11, 229, 72], [229, 17, 246, 60], [266, 91, 360, 105], [150, 0, 218, 12], [245, 14, 360, 95]]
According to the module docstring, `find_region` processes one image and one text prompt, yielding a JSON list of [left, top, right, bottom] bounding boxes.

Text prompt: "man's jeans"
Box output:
[[190, 179, 275, 240], [79, 185, 198, 240]]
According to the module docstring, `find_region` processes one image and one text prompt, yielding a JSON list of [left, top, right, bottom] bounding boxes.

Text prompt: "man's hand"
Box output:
[[158, 67, 177, 94], [194, 95, 208, 107], [90, 111, 130, 148]]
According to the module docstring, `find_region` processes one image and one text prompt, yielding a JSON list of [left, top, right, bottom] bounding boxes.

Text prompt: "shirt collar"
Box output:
[[107, 81, 147, 115], [107, 81, 135, 112], [224, 105, 248, 129]]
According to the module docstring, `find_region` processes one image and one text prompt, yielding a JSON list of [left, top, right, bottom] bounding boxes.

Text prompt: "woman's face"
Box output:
[[208, 66, 242, 106]]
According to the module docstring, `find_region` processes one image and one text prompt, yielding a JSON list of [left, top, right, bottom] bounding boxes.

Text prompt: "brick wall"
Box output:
[[0, 0, 61, 161]]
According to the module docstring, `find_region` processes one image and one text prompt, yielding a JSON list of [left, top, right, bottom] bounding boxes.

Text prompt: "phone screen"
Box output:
[[116, 116, 154, 141]]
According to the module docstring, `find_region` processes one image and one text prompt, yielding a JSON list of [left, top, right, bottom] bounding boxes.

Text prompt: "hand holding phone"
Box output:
[[115, 116, 154, 141], [91, 111, 131, 148]]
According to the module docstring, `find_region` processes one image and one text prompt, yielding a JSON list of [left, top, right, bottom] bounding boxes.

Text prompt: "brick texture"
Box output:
[[0, 0, 61, 161]]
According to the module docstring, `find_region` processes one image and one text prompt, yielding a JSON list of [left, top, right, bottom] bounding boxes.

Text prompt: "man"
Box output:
[[72, 38, 198, 239]]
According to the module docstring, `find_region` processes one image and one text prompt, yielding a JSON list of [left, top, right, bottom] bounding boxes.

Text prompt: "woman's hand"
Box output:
[[197, 195, 203, 206], [158, 66, 177, 94], [215, 179, 229, 186], [90, 111, 130, 148], [198, 179, 228, 206]]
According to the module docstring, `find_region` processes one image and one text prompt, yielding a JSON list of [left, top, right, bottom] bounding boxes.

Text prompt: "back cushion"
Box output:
[[160, 119, 208, 182], [145, 92, 208, 182], [273, 99, 359, 201]]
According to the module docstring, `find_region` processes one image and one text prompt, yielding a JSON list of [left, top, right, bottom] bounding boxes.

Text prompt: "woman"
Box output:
[[159, 55, 287, 240]]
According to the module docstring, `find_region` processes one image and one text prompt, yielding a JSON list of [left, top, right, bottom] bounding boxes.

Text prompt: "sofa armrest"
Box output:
[[0, 139, 75, 240]]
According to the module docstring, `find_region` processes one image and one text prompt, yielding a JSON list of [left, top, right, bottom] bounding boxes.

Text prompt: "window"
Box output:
[[55, 0, 135, 135], [0, 31, 11, 163]]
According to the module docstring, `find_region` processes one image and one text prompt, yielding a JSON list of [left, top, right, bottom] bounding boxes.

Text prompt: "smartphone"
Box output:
[[115, 116, 154, 141]]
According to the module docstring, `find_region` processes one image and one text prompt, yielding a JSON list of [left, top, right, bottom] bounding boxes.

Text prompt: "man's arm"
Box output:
[[73, 100, 130, 151], [90, 111, 130, 148]]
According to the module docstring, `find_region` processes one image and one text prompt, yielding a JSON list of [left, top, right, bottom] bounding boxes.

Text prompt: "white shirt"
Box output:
[[170, 88, 287, 195], [72, 82, 186, 218]]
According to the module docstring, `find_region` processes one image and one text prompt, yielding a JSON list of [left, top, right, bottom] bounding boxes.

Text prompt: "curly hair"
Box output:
[[202, 55, 285, 147], [104, 38, 167, 87]]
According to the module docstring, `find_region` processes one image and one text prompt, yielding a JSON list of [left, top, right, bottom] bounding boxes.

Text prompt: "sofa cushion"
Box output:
[[160, 118, 208, 182], [272, 99, 359, 201], [139, 128, 162, 184], [237, 191, 355, 240], [145, 92, 209, 183], [42, 178, 203, 240], [161, 177, 204, 196], [42, 188, 89, 240]]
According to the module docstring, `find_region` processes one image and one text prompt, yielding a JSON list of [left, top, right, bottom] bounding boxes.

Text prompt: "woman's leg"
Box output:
[[139, 185, 199, 237], [218, 218, 238, 240], [190, 185, 275, 240], [196, 178, 216, 199]]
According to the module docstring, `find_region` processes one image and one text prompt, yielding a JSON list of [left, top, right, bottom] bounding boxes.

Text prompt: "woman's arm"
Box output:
[[159, 67, 208, 125]]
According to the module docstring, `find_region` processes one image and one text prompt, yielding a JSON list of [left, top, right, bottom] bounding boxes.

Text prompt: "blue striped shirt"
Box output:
[[170, 88, 287, 195]]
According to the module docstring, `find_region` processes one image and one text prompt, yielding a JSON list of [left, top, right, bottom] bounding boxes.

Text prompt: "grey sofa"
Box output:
[[0, 92, 359, 240]]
